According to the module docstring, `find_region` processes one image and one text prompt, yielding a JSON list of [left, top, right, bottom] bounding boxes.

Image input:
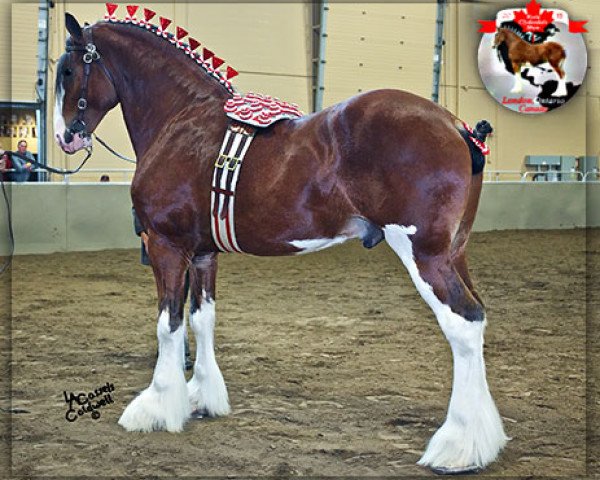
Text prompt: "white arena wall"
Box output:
[[1, 183, 598, 255]]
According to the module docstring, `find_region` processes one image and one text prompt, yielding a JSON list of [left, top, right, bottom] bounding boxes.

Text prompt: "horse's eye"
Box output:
[[63, 68, 73, 76]]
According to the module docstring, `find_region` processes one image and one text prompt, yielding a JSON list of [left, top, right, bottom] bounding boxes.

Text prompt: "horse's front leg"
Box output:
[[186, 253, 231, 417], [511, 62, 524, 93], [118, 239, 191, 432]]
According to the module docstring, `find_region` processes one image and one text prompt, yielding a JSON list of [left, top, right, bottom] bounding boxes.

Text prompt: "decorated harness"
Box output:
[[210, 93, 303, 253]]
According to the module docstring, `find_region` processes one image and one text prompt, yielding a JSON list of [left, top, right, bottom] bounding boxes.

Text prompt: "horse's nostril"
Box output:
[[64, 129, 73, 144]]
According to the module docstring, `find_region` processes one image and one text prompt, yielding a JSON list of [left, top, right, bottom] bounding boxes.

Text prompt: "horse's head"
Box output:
[[54, 13, 119, 154], [493, 30, 508, 48]]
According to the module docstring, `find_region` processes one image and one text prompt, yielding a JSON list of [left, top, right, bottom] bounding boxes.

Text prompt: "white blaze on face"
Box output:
[[54, 83, 66, 145]]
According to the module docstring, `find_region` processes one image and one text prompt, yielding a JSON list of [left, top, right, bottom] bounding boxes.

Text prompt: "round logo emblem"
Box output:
[[478, 4, 587, 114]]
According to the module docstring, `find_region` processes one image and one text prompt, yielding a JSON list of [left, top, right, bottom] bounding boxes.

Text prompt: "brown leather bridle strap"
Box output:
[[64, 27, 116, 142]]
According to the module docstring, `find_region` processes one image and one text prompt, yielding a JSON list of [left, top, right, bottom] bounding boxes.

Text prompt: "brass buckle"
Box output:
[[227, 156, 240, 171], [215, 153, 228, 168]]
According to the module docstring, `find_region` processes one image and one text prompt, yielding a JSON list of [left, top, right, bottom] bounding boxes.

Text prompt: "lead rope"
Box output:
[[92, 133, 136, 164]]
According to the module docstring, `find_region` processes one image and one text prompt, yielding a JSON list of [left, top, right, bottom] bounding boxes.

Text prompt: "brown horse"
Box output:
[[54, 11, 508, 474], [493, 28, 567, 96]]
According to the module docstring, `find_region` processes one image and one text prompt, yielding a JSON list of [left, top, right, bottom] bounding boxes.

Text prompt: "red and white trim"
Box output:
[[225, 92, 303, 128], [102, 3, 237, 94], [462, 121, 491, 156]]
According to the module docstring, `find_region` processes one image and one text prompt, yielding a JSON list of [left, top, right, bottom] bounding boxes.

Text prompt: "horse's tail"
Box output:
[[458, 120, 493, 176]]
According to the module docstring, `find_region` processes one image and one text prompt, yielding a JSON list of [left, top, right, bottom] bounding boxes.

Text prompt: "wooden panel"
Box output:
[[588, 95, 600, 157], [323, 3, 436, 107], [496, 93, 586, 172], [442, 3, 458, 88], [235, 74, 311, 113], [456, 3, 500, 90], [0, 0, 11, 101], [439, 84, 458, 114], [186, 3, 311, 78], [11, 4, 39, 102], [586, 47, 599, 96]]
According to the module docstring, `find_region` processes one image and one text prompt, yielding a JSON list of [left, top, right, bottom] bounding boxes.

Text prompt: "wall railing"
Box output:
[[520, 170, 585, 182], [2, 168, 599, 183]]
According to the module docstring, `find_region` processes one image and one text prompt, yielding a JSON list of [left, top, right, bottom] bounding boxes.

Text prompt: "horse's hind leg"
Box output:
[[186, 253, 231, 417], [453, 253, 483, 305], [119, 239, 191, 432], [550, 58, 568, 96], [383, 224, 508, 473]]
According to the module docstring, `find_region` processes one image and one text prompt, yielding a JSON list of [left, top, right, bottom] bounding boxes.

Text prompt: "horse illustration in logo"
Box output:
[[493, 28, 567, 96]]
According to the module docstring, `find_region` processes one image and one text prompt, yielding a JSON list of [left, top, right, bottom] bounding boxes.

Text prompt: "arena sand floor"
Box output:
[[3, 229, 596, 477]]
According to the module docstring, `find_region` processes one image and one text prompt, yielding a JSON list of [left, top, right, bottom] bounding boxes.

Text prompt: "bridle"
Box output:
[[63, 27, 116, 144]]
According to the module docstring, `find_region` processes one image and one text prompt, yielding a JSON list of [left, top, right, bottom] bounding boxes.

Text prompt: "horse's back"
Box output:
[[235, 89, 474, 252], [316, 89, 471, 178]]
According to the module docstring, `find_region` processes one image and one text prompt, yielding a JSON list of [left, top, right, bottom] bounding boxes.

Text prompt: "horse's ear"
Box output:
[[65, 13, 83, 41]]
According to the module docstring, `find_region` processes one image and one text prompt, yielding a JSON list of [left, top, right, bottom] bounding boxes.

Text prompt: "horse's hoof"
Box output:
[[429, 465, 482, 476], [191, 408, 209, 419]]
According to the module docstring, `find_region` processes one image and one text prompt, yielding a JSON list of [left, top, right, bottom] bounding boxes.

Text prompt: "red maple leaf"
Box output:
[[514, 10, 529, 25], [526, 0, 541, 16], [540, 10, 554, 24], [514, 0, 553, 32]]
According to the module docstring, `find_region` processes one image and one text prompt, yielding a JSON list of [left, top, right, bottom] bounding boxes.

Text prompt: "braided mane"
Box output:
[[103, 4, 238, 95]]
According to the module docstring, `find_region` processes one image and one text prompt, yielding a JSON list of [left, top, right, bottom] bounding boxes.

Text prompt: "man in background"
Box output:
[[16, 140, 35, 182]]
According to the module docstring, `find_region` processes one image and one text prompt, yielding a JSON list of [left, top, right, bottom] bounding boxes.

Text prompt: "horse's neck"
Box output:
[[503, 31, 522, 48], [96, 24, 229, 159]]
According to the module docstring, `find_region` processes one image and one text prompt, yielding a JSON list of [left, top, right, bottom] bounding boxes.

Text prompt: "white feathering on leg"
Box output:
[[118, 310, 191, 432], [187, 297, 230, 417], [383, 224, 508, 471]]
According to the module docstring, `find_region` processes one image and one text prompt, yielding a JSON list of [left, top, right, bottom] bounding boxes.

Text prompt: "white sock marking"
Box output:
[[118, 310, 191, 432], [187, 297, 230, 417], [554, 77, 568, 96], [289, 236, 350, 254], [383, 224, 508, 470]]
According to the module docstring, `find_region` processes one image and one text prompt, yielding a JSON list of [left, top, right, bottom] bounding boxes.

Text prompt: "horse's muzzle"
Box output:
[[56, 130, 92, 155]]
